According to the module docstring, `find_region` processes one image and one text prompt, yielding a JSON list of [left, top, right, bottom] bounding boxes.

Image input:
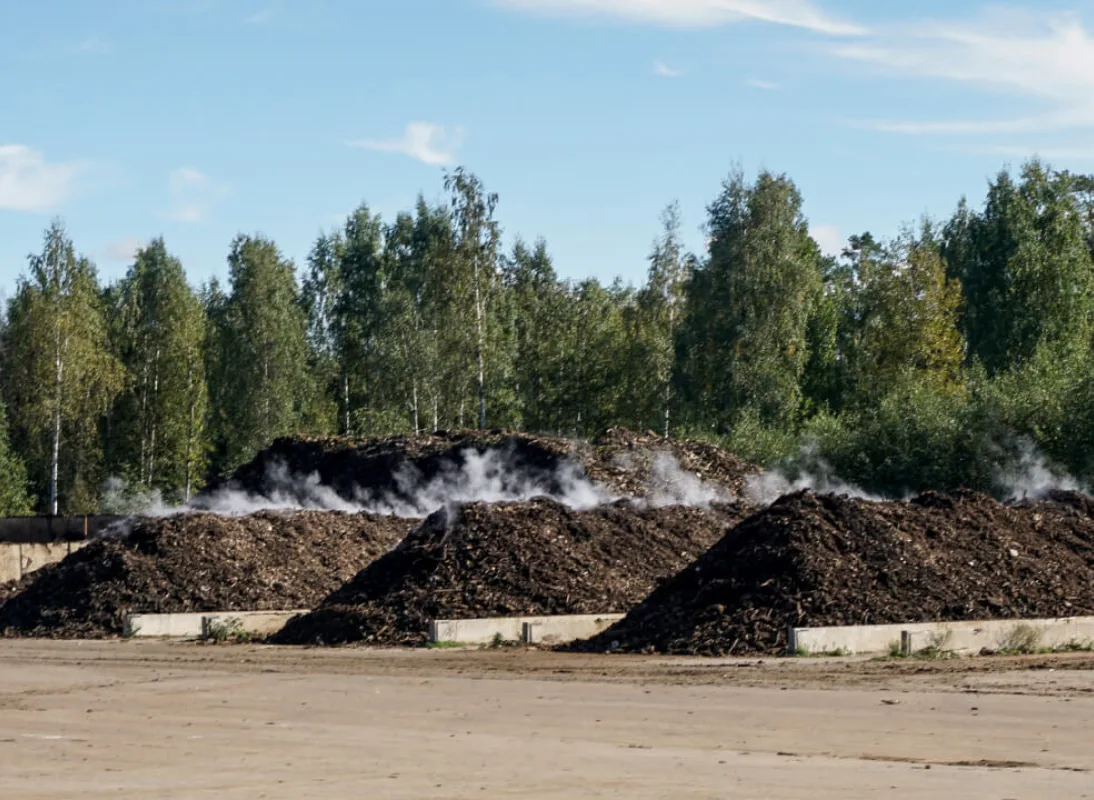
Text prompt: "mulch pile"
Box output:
[[214, 427, 757, 511], [273, 498, 748, 646], [570, 489, 1094, 657], [0, 511, 413, 638]]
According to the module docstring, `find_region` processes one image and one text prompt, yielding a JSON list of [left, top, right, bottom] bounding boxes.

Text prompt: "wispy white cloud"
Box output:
[[103, 236, 145, 262], [73, 35, 111, 55], [0, 144, 85, 212], [962, 144, 1094, 162], [245, 8, 273, 24], [811, 224, 845, 257], [831, 10, 1094, 136], [747, 78, 779, 90], [494, 0, 866, 35], [162, 167, 229, 223], [347, 123, 463, 167], [654, 60, 684, 78]]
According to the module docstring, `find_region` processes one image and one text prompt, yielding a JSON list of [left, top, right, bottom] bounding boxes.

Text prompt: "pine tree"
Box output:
[[679, 169, 822, 431], [210, 234, 310, 471], [944, 160, 1094, 372]]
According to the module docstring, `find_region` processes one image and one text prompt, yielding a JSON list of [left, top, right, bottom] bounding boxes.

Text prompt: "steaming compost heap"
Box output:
[[213, 427, 757, 514], [273, 498, 748, 646], [571, 490, 1094, 657], [0, 511, 413, 638]]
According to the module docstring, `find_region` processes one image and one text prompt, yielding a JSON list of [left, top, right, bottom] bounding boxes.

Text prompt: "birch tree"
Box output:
[[3, 220, 123, 513], [444, 168, 502, 430], [632, 201, 691, 436], [107, 238, 209, 501]]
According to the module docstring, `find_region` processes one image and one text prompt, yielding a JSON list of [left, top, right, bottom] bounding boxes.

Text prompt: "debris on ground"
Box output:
[[0, 511, 412, 638], [570, 490, 1094, 656], [273, 498, 747, 646]]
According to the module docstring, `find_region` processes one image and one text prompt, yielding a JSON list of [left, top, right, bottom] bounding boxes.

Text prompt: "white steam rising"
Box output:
[[996, 442, 1083, 500], [97, 446, 746, 533], [644, 452, 733, 508], [744, 443, 881, 505], [353, 447, 615, 517]]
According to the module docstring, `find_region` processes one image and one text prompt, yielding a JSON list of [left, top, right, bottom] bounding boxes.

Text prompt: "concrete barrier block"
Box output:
[[126, 610, 311, 639], [429, 614, 627, 646], [901, 618, 1094, 656], [125, 613, 208, 638], [201, 611, 309, 639], [429, 617, 526, 645], [20, 543, 70, 577], [522, 614, 626, 645], [791, 616, 1094, 657], [0, 544, 21, 584]]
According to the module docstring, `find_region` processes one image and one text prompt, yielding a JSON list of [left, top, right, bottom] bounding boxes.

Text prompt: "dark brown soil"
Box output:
[[0, 511, 413, 638], [213, 427, 757, 512], [273, 498, 749, 646], [571, 489, 1094, 657]]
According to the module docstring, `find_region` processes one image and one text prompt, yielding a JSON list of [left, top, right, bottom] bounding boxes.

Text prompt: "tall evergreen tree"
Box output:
[[504, 238, 570, 433], [300, 229, 344, 436], [679, 169, 822, 431], [209, 234, 310, 471], [944, 160, 1094, 372], [2, 220, 124, 513]]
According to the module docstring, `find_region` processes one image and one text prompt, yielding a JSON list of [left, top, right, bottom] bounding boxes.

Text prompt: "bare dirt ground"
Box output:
[[0, 641, 1092, 799]]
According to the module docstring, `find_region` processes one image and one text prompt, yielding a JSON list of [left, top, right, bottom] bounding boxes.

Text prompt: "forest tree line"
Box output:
[[2, 160, 1094, 514]]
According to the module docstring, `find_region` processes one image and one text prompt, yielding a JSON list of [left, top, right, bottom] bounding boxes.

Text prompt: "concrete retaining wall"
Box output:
[[429, 614, 626, 646], [523, 615, 625, 645], [124, 610, 309, 639], [0, 515, 124, 544], [0, 541, 87, 584], [789, 616, 1094, 657]]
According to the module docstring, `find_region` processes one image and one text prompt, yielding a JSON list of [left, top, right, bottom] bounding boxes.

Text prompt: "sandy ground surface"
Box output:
[[0, 641, 1092, 799]]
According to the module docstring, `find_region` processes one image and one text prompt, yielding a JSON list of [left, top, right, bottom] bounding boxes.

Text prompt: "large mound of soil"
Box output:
[[212, 427, 756, 513], [0, 511, 412, 638], [572, 490, 1094, 657], [274, 498, 748, 646]]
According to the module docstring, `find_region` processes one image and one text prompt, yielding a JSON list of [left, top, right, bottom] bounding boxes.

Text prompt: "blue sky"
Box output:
[[3, 0, 1094, 298]]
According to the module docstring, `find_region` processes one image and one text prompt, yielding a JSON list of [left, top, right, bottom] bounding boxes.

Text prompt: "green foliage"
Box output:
[[2, 220, 124, 513], [6, 160, 1094, 507], [943, 160, 1094, 373], [207, 234, 311, 473], [678, 168, 822, 431], [0, 398, 32, 515], [105, 238, 209, 502]]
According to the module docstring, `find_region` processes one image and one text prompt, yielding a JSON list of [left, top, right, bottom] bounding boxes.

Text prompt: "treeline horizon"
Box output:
[[2, 159, 1094, 515]]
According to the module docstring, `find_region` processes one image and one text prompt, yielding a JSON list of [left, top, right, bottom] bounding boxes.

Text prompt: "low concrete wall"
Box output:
[[523, 614, 625, 645], [0, 541, 87, 584], [789, 616, 1094, 657], [429, 617, 525, 645], [0, 515, 125, 544], [429, 614, 626, 646], [124, 610, 310, 639], [201, 611, 308, 639]]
